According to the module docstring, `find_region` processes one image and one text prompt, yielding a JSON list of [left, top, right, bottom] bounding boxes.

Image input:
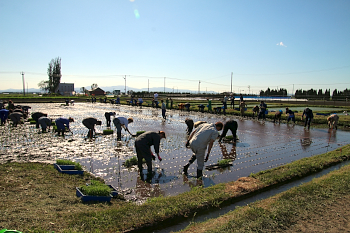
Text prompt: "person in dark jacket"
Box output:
[[218, 120, 238, 143], [185, 118, 194, 136], [9, 112, 23, 127], [135, 131, 165, 180], [285, 107, 295, 124], [104, 112, 116, 127], [38, 116, 52, 133], [55, 117, 74, 136], [302, 107, 314, 130], [82, 117, 101, 138], [32, 112, 47, 128]]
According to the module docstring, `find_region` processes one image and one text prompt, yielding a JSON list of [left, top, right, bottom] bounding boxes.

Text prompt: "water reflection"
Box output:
[[219, 143, 237, 160]]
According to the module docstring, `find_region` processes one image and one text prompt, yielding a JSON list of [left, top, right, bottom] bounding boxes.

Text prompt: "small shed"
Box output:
[[89, 87, 105, 96]]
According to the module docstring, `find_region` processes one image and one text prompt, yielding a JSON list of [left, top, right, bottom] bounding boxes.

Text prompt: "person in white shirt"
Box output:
[[113, 117, 134, 141]]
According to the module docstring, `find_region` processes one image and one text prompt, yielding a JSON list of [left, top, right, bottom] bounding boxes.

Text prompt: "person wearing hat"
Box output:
[[56, 117, 74, 136], [113, 116, 134, 141], [104, 112, 116, 127], [82, 117, 101, 138], [273, 110, 283, 123], [302, 107, 314, 130], [135, 131, 165, 180], [183, 121, 223, 179]]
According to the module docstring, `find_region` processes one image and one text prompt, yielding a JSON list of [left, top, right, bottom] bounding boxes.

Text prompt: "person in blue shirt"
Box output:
[[302, 107, 314, 130], [55, 117, 74, 136], [258, 101, 267, 120], [0, 109, 9, 126], [285, 108, 295, 124]]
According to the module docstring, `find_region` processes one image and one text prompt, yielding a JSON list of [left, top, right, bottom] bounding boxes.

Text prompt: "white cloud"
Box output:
[[277, 42, 287, 47]]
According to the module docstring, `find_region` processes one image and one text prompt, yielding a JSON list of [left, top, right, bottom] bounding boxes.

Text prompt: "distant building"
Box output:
[[89, 87, 105, 96], [113, 90, 121, 95], [58, 83, 74, 96]]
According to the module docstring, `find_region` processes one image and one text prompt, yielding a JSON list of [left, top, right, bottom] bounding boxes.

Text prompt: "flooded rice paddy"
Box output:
[[1, 102, 349, 203]]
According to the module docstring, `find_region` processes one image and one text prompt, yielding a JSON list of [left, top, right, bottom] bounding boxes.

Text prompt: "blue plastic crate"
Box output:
[[76, 185, 118, 202], [54, 163, 84, 175]]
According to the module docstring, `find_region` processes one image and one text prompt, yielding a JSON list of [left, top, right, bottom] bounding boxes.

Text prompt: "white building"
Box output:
[[58, 83, 74, 96]]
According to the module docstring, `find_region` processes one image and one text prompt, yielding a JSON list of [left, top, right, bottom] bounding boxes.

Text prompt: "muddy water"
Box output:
[[1, 102, 349, 203]]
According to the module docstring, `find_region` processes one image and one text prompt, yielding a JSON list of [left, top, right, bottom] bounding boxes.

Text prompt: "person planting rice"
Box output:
[[38, 116, 52, 133], [104, 111, 116, 127], [135, 131, 165, 180], [285, 107, 296, 124], [183, 121, 223, 179], [218, 120, 238, 143], [113, 116, 134, 141], [302, 107, 314, 130], [185, 118, 194, 136], [56, 117, 74, 136], [327, 113, 339, 130], [240, 101, 247, 117], [252, 105, 259, 118], [31, 112, 47, 129], [273, 110, 283, 123], [0, 108, 9, 126], [258, 101, 267, 120], [161, 99, 166, 120], [82, 117, 101, 139], [9, 111, 23, 127], [207, 98, 212, 113]]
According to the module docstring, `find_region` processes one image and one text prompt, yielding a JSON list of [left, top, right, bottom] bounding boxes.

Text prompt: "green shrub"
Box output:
[[103, 129, 114, 135], [29, 120, 36, 124], [56, 159, 82, 171], [136, 131, 146, 136], [218, 159, 231, 166], [124, 156, 146, 168], [80, 180, 112, 196]]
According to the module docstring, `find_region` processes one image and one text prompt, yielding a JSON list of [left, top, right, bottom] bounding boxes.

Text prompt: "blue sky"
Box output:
[[1, 0, 349, 94]]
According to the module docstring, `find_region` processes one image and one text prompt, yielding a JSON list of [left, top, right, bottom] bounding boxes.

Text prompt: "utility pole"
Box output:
[[148, 79, 149, 93], [124, 75, 126, 95], [292, 84, 294, 97], [248, 85, 250, 95], [231, 72, 233, 93], [164, 77, 165, 93], [21, 72, 25, 96], [198, 80, 201, 93]]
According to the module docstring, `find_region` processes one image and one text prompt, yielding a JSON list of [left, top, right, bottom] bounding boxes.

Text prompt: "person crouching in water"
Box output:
[[218, 120, 238, 143], [38, 116, 52, 133], [274, 110, 283, 123], [183, 122, 223, 179], [9, 111, 23, 127], [327, 114, 339, 130], [55, 117, 74, 136], [285, 107, 295, 124], [104, 112, 116, 127], [82, 117, 101, 139], [113, 117, 134, 141], [135, 131, 165, 180]]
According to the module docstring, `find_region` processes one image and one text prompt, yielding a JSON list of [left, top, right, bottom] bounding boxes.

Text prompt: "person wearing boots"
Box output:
[[82, 117, 101, 139], [31, 112, 47, 128], [183, 122, 223, 179], [38, 116, 52, 133], [218, 120, 238, 143], [104, 112, 116, 127], [135, 131, 165, 180], [56, 117, 74, 136], [112, 116, 134, 141]]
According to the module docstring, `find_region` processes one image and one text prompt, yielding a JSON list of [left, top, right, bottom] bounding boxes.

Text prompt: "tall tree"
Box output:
[[47, 57, 62, 93], [91, 83, 98, 90], [37, 80, 49, 92]]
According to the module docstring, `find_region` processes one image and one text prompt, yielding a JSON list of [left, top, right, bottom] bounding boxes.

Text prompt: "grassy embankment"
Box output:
[[1, 144, 349, 232]]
